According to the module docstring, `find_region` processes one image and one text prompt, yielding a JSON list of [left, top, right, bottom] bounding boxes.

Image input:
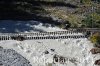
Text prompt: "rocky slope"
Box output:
[[0, 0, 100, 28], [0, 46, 32, 66]]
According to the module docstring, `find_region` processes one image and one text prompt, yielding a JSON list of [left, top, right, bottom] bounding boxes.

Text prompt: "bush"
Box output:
[[90, 33, 100, 47], [82, 13, 100, 28], [82, 15, 94, 28], [80, 0, 91, 4]]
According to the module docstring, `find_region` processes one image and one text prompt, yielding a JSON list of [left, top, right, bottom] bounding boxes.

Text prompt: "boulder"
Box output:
[[90, 48, 100, 54], [94, 59, 100, 65], [44, 50, 49, 54], [50, 49, 55, 52], [53, 54, 66, 64], [11, 36, 25, 41], [0, 48, 32, 66]]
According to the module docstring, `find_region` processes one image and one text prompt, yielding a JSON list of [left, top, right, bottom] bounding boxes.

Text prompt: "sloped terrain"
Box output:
[[0, 47, 32, 66], [0, 0, 100, 28]]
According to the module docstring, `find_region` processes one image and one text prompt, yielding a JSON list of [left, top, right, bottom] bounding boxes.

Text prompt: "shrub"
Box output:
[[80, 0, 92, 4], [90, 32, 100, 47], [82, 13, 100, 28], [82, 15, 94, 28]]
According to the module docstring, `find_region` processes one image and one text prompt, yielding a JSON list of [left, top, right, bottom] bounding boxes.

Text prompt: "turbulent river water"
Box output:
[[0, 20, 99, 66]]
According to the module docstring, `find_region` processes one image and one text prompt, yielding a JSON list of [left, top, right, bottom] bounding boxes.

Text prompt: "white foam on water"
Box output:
[[0, 20, 99, 66]]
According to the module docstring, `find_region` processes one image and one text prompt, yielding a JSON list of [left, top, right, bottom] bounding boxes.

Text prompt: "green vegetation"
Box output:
[[82, 13, 100, 28], [80, 0, 92, 4], [0, 0, 100, 28], [96, 8, 100, 14], [82, 15, 94, 28], [90, 33, 100, 47], [42, 0, 100, 28]]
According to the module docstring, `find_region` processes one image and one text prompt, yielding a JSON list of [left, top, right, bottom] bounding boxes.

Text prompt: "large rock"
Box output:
[[53, 54, 66, 64], [90, 48, 100, 54], [0, 47, 32, 66], [94, 59, 100, 65]]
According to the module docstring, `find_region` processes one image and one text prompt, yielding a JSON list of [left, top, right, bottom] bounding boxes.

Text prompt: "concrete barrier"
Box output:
[[0, 30, 92, 41]]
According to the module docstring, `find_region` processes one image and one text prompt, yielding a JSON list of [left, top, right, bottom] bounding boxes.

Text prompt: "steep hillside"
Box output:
[[0, 0, 100, 28]]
